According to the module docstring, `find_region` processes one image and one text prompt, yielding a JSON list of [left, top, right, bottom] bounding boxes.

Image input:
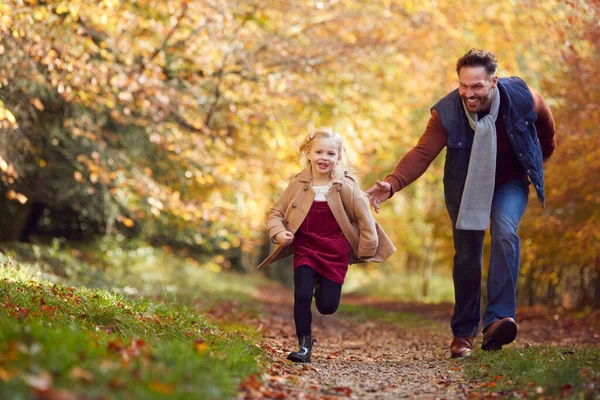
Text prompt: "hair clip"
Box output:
[[306, 132, 315, 141]]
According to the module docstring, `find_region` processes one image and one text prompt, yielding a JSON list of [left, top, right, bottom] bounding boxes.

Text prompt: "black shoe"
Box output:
[[287, 335, 316, 363]]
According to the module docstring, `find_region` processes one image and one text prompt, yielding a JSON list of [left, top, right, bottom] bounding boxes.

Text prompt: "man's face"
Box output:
[[458, 66, 498, 113]]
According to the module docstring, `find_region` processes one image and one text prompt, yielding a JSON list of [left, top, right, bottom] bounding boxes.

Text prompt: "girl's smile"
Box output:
[[306, 137, 341, 183]]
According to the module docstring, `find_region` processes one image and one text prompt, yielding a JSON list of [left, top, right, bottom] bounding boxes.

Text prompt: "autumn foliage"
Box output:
[[0, 1, 598, 305]]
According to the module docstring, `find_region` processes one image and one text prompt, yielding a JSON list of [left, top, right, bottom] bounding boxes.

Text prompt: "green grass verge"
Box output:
[[460, 346, 600, 399], [0, 273, 264, 399], [337, 303, 446, 333], [344, 264, 455, 303]]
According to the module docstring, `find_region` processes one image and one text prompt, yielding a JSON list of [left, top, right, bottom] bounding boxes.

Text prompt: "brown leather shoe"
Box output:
[[482, 317, 517, 351], [450, 336, 474, 358]]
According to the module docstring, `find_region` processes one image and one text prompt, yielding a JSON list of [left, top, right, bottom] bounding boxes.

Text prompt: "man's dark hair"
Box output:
[[456, 49, 498, 76]]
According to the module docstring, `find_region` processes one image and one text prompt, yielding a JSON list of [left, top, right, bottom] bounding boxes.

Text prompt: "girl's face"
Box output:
[[306, 137, 341, 179]]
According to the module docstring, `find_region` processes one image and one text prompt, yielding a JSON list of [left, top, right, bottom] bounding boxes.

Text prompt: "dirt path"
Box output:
[[237, 286, 599, 399], [239, 287, 473, 399]]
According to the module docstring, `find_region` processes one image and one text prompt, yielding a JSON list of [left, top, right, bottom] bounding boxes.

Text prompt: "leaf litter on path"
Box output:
[[237, 285, 475, 399]]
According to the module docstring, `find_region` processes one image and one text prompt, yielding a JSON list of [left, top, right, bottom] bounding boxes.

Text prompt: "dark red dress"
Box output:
[[293, 201, 351, 284]]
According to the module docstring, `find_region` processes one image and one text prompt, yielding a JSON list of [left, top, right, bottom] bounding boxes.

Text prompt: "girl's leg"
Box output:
[[315, 275, 342, 315], [293, 265, 318, 337]]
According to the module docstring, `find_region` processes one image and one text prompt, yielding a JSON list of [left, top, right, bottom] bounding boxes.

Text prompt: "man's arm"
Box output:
[[384, 111, 447, 193], [530, 87, 556, 161], [366, 111, 446, 212]]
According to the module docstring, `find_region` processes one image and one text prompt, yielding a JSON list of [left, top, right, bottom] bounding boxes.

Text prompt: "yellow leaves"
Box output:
[[0, 103, 16, 124], [32, 7, 49, 22], [102, 0, 120, 8], [104, 97, 116, 109], [6, 190, 28, 204], [55, 4, 78, 18], [0, 155, 18, 179], [148, 197, 164, 210], [31, 98, 45, 111], [74, 171, 84, 182], [122, 218, 134, 228], [194, 339, 209, 354]]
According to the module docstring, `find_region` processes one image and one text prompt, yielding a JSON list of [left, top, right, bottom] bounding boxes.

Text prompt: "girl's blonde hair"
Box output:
[[299, 127, 354, 174]]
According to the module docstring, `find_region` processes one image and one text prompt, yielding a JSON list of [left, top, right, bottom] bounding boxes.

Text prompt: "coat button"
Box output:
[[519, 152, 523, 157], [458, 142, 462, 146], [344, 170, 348, 175], [285, 219, 289, 224], [525, 121, 529, 125], [292, 203, 297, 208], [527, 169, 531, 173], [303, 186, 308, 191]]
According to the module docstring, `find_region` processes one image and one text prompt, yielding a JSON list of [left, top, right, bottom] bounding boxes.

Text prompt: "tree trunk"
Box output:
[[0, 196, 31, 242], [421, 238, 434, 298], [594, 257, 600, 309]]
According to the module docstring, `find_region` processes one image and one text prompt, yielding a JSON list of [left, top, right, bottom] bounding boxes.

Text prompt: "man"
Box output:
[[366, 49, 556, 358]]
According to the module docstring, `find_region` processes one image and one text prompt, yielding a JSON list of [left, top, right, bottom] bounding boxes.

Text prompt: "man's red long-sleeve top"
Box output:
[[384, 88, 556, 194]]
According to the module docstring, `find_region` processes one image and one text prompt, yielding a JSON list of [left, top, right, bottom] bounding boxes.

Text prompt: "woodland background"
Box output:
[[0, 0, 598, 308]]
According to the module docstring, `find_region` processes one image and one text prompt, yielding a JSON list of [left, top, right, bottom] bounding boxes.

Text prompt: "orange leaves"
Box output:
[[121, 217, 135, 228], [194, 338, 209, 354], [73, 171, 84, 182], [106, 338, 150, 367], [6, 190, 27, 204], [148, 381, 176, 395], [31, 98, 45, 111]]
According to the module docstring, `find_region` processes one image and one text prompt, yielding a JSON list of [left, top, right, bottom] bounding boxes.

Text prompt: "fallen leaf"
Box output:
[[34, 388, 80, 400], [332, 387, 352, 396], [69, 367, 94, 383], [196, 342, 209, 354], [31, 98, 45, 111], [0, 367, 15, 381], [22, 371, 53, 390], [148, 381, 175, 395]]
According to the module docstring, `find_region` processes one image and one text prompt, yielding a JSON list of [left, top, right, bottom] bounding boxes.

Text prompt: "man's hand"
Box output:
[[274, 231, 294, 245], [365, 180, 392, 214]]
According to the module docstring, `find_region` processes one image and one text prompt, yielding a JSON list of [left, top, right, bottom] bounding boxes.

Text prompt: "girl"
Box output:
[[257, 127, 396, 363]]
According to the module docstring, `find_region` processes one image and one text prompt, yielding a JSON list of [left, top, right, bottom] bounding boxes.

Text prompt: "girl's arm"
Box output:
[[352, 182, 379, 258], [267, 180, 294, 244]]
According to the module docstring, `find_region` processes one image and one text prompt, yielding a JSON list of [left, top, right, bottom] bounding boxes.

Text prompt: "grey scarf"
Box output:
[[455, 87, 500, 230]]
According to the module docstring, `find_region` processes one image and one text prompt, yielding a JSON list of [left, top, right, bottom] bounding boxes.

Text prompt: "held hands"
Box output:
[[274, 231, 294, 245], [365, 180, 391, 214]]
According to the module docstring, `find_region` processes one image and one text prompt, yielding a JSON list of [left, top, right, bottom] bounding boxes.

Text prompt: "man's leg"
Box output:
[[482, 180, 528, 350], [451, 226, 485, 338], [484, 180, 529, 327]]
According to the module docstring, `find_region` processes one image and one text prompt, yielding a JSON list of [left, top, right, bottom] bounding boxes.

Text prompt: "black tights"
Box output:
[[293, 265, 342, 337]]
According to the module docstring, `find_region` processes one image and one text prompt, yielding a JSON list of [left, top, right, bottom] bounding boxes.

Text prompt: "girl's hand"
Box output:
[[274, 231, 294, 245]]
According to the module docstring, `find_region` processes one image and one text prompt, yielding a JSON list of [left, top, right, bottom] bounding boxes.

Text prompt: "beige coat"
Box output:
[[257, 168, 396, 269]]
